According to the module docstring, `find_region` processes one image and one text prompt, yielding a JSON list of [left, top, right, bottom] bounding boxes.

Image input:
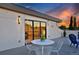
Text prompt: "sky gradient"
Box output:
[[17, 3, 79, 27]]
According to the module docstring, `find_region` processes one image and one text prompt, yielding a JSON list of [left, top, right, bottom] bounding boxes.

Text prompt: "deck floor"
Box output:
[[0, 37, 79, 55]]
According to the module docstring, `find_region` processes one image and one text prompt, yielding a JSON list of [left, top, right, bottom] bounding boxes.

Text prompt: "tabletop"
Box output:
[[31, 39, 54, 46]]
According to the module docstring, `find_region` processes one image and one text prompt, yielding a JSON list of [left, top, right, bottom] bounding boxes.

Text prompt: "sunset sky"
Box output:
[[17, 3, 79, 27]]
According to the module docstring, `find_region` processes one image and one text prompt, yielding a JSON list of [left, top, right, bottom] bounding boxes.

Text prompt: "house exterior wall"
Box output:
[[65, 30, 79, 37], [47, 21, 63, 39], [0, 8, 62, 51]]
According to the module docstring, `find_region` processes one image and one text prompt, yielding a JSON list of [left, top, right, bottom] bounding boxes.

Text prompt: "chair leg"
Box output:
[[73, 44, 75, 46], [76, 44, 78, 48], [70, 43, 72, 46]]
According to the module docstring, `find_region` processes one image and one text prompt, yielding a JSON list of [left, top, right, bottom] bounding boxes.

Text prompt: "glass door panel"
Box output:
[[25, 21, 33, 43], [41, 22, 46, 39], [34, 22, 40, 39]]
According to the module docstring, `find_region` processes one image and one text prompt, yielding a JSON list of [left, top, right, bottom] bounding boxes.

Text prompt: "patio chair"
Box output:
[[45, 38, 64, 55], [51, 38, 64, 55], [78, 32, 79, 40], [25, 41, 36, 55], [69, 34, 79, 48]]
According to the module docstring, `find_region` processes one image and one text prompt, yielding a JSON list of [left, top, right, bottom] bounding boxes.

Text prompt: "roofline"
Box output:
[[0, 3, 62, 23]]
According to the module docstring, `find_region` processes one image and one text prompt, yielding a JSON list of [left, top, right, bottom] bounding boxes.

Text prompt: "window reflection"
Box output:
[[25, 20, 46, 43]]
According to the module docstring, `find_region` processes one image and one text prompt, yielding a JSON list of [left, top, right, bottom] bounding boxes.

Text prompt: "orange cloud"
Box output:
[[58, 9, 73, 19], [57, 9, 74, 27], [47, 8, 79, 27], [58, 20, 69, 26]]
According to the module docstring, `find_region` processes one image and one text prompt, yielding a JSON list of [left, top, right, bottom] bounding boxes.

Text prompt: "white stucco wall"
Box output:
[[0, 8, 62, 51], [47, 21, 63, 39], [65, 30, 79, 37], [0, 8, 26, 51]]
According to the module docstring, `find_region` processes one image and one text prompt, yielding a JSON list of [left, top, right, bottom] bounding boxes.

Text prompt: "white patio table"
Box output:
[[31, 39, 54, 55]]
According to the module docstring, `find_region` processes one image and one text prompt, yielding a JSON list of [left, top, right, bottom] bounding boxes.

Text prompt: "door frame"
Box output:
[[24, 19, 47, 42]]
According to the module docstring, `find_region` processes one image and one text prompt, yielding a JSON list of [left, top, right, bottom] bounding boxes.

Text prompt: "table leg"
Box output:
[[42, 46, 44, 55]]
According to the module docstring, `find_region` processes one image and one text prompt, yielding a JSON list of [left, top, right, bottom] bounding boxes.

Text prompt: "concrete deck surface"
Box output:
[[0, 37, 79, 55]]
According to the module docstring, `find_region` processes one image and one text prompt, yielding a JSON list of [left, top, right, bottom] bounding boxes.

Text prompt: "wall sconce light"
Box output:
[[17, 16, 21, 24]]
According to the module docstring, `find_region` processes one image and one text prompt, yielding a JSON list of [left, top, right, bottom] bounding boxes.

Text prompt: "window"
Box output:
[[25, 20, 46, 43]]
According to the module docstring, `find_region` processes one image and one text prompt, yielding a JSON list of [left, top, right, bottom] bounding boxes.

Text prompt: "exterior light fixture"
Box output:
[[18, 16, 21, 24]]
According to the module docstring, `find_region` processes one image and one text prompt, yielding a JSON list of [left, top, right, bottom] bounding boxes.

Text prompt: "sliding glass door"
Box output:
[[34, 22, 40, 39], [25, 21, 33, 43], [41, 22, 46, 39], [25, 20, 46, 43]]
